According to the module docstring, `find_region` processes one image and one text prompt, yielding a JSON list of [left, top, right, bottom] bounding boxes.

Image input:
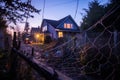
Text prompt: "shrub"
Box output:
[[44, 35, 52, 43]]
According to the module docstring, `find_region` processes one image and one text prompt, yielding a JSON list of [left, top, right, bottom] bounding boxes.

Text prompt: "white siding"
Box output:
[[48, 24, 58, 39], [41, 21, 47, 32]]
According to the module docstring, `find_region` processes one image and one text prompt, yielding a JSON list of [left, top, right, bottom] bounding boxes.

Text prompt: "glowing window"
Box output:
[[64, 23, 72, 29], [58, 32, 63, 38], [64, 23, 67, 28]]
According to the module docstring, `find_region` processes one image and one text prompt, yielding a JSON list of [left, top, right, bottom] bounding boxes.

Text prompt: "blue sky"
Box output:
[[16, 0, 109, 31]]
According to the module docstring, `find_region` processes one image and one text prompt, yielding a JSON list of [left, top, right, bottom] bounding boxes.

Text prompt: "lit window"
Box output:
[[64, 23, 67, 28], [25, 38, 29, 40], [64, 23, 72, 29], [58, 32, 63, 38]]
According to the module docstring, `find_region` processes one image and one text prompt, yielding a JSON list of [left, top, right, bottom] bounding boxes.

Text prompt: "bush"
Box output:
[[0, 49, 8, 59], [44, 35, 52, 43]]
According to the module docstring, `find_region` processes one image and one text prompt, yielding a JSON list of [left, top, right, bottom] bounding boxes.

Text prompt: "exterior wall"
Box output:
[[41, 18, 80, 40], [31, 30, 40, 35], [33, 33, 44, 43], [63, 32, 75, 39], [57, 18, 79, 40], [47, 24, 58, 39], [57, 18, 78, 30], [41, 21, 48, 32], [41, 21, 58, 39]]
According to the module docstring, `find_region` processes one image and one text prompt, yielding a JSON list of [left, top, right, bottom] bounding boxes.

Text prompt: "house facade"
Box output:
[[30, 27, 44, 43], [41, 15, 80, 40]]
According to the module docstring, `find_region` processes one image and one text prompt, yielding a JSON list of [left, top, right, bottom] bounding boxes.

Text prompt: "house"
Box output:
[[40, 15, 80, 40], [31, 27, 41, 35], [30, 27, 44, 43]]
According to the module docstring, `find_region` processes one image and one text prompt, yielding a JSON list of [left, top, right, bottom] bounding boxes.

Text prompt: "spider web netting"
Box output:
[[37, 5, 120, 80]]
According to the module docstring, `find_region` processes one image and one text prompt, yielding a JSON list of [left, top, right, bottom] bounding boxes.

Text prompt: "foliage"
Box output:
[[44, 35, 52, 44], [0, 17, 7, 29], [105, 0, 120, 13], [79, 45, 120, 80], [21, 32, 28, 41], [0, 0, 40, 24], [80, 0, 120, 31], [4, 33, 12, 50], [109, 0, 120, 5], [81, 0, 105, 30], [0, 49, 8, 59]]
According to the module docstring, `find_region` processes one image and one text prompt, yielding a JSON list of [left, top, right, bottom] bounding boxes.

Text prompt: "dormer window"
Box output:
[[64, 23, 72, 29]]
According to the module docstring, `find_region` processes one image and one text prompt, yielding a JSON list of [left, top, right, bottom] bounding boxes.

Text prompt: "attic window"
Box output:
[[64, 23, 72, 29]]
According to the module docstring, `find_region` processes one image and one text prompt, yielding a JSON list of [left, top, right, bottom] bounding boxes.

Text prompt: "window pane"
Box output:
[[67, 24, 71, 28], [64, 23, 72, 29], [64, 23, 67, 28], [58, 32, 63, 38]]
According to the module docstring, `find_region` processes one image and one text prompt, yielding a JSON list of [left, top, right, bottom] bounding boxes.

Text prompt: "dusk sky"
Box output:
[[14, 0, 109, 31]]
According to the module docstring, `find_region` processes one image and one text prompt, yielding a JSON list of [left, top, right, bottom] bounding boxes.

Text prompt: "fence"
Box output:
[[36, 5, 120, 80], [9, 32, 72, 80], [9, 4, 120, 80]]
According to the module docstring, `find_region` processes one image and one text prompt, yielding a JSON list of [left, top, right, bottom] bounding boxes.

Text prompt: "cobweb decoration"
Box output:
[[38, 5, 120, 80]]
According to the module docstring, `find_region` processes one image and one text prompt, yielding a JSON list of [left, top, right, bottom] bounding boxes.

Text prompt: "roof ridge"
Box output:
[[59, 15, 71, 21], [42, 15, 73, 28], [56, 15, 72, 28], [44, 19, 58, 21], [43, 19, 59, 27]]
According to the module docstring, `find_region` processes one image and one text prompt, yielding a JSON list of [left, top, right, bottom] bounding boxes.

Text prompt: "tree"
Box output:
[[80, 0, 105, 30], [105, 0, 120, 12], [0, 0, 40, 25], [44, 35, 52, 44], [109, 0, 120, 5], [0, 17, 7, 29]]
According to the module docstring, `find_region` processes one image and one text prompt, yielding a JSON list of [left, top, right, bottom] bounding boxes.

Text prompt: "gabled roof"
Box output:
[[43, 15, 79, 29], [31, 27, 40, 33], [102, 5, 120, 31], [43, 19, 59, 28], [57, 15, 79, 30]]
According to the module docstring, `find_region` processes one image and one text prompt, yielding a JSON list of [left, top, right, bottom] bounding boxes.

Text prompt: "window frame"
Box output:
[[58, 31, 63, 38], [64, 23, 72, 29]]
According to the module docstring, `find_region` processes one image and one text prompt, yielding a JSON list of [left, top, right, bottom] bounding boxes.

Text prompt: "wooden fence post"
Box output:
[[13, 32, 17, 48], [9, 32, 18, 80], [31, 47, 34, 57]]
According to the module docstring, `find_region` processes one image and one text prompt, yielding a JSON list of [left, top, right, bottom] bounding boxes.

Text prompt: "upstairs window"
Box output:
[[64, 23, 72, 29]]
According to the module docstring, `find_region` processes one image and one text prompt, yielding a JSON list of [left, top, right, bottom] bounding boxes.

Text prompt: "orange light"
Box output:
[[25, 38, 29, 40], [58, 32, 63, 38], [36, 34, 40, 38], [64, 23, 72, 29]]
